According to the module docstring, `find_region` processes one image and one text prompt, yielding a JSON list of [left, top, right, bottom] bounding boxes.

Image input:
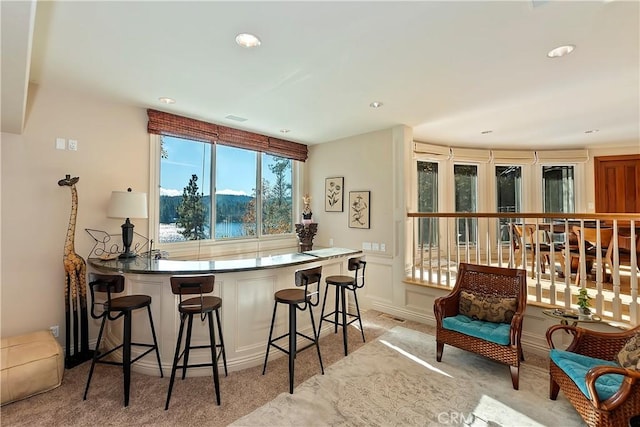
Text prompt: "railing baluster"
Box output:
[[445, 217, 451, 286], [630, 220, 638, 325], [548, 218, 556, 306], [562, 220, 572, 310], [612, 219, 622, 321]]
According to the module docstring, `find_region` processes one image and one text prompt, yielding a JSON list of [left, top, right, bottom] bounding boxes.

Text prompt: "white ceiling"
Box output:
[[3, 1, 639, 149]]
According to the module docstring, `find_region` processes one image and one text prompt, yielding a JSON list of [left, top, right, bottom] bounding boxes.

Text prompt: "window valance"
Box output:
[[535, 149, 589, 164], [147, 109, 308, 161], [450, 147, 492, 163], [491, 150, 536, 164], [413, 142, 451, 160]]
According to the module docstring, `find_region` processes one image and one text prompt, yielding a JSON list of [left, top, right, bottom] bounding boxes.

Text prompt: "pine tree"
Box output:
[[176, 174, 207, 240], [262, 157, 292, 234]]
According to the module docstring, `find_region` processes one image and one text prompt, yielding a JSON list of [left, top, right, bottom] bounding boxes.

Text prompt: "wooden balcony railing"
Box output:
[[406, 212, 640, 326]]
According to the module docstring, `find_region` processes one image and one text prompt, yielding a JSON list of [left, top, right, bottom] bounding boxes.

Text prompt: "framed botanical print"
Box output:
[[325, 177, 344, 212], [348, 191, 370, 229]]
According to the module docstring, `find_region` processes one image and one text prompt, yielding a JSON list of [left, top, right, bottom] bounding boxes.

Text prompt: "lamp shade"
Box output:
[[107, 190, 148, 219]]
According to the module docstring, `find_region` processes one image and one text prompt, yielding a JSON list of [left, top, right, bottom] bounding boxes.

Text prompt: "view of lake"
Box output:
[[159, 222, 247, 242]]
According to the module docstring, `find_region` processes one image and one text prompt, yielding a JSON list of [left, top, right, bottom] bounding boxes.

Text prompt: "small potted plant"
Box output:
[[576, 288, 592, 319]]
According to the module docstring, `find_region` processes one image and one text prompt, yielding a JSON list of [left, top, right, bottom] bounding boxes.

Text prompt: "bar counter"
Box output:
[[88, 247, 361, 376]]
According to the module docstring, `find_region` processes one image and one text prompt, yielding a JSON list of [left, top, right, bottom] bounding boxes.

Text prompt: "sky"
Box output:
[[160, 136, 279, 197]]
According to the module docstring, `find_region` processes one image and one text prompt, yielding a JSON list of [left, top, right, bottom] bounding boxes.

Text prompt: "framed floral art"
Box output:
[[325, 177, 344, 212], [348, 191, 370, 229]]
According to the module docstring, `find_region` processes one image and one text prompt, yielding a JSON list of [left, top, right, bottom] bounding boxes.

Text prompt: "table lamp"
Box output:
[[107, 188, 148, 259]]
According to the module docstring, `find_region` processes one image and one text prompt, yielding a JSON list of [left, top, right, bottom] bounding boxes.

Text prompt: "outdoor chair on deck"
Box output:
[[434, 263, 527, 389]]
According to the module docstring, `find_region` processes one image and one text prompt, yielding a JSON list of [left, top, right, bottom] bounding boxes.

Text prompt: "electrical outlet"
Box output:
[[68, 139, 78, 151], [329, 238, 334, 247], [50, 325, 59, 338], [380, 243, 386, 252]]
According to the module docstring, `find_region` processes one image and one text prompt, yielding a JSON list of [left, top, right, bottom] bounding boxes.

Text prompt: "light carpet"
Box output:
[[231, 326, 584, 426]]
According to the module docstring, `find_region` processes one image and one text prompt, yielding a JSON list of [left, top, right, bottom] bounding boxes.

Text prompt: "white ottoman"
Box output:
[[1, 330, 64, 405]]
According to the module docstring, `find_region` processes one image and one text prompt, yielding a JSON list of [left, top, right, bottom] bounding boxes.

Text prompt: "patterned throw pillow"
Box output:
[[459, 290, 517, 324], [617, 332, 640, 370]]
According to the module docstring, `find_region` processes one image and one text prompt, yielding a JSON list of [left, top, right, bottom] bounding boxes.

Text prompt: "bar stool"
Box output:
[[83, 273, 163, 407], [165, 274, 227, 410], [318, 256, 366, 356], [262, 265, 324, 394]]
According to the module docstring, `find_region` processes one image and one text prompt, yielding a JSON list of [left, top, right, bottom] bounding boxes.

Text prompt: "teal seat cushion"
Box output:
[[442, 314, 511, 345], [550, 349, 623, 401]]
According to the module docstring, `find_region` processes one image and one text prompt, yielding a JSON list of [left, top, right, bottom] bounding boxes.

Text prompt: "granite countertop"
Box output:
[[88, 247, 362, 275]]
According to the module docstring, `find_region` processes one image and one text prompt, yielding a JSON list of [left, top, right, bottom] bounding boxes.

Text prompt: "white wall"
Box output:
[[307, 128, 394, 252], [1, 84, 149, 341]]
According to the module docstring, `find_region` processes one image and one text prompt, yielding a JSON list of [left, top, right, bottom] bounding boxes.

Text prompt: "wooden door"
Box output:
[[594, 154, 640, 213]]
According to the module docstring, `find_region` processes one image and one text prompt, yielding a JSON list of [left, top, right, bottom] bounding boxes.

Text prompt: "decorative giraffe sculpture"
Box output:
[[58, 174, 91, 368]]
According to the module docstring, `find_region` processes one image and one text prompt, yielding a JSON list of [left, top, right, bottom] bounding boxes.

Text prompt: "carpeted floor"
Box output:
[[231, 326, 584, 426], [0, 310, 581, 426]]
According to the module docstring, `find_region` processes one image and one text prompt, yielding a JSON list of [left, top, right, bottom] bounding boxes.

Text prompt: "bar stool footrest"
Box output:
[[267, 331, 319, 357], [93, 343, 158, 366]]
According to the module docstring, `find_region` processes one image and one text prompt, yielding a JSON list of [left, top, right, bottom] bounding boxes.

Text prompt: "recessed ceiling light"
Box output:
[[159, 97, 175, 104], [235, 33, 261, 48], [584, 129, 599, 134], [547, 45, 575, 58], [369, 101, 383, 108], [481, 130, 493, 134], [280, 129, 290, 133]]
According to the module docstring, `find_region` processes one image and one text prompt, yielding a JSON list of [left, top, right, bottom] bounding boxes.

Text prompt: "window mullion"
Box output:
[[211, 145, 217, 240], [256, 153, 263, 237]]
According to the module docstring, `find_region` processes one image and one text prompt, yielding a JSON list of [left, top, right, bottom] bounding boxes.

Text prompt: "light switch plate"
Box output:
[[56, 138, 66, 150]]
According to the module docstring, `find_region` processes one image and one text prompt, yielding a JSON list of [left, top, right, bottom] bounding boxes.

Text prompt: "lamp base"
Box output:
[[118, 251, 137, 259]]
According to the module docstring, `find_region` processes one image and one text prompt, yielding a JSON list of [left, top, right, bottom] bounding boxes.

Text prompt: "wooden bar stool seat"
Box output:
[[165, 274, 227, 410], [318, 256, 366, 356], [83, 274, 163, 407], [262, 266, 324, 394]]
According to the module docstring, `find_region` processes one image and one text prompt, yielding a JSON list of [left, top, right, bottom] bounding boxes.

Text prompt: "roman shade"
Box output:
[[491, 150, 536, 164], [450, 147, 492, 163], [535, 149, 589, 164], [147, 109, 308, 161], [413, 142, 451, 160]]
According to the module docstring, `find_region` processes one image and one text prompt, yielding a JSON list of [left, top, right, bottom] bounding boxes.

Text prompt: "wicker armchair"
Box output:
[[434, 263, 527, 389], [546, 324, 640, 427]]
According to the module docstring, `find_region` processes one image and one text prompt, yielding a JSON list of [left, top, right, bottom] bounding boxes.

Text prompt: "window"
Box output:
[[158, 136, 293, 243], [215, 144, 257, 239], [261, 153, 293, 235], [159, 136, 212, 242], [496, 165, 522, 241], [454, 164, 478, 244], [542, 165, 575, 213], [417, 161, 438, 246]]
